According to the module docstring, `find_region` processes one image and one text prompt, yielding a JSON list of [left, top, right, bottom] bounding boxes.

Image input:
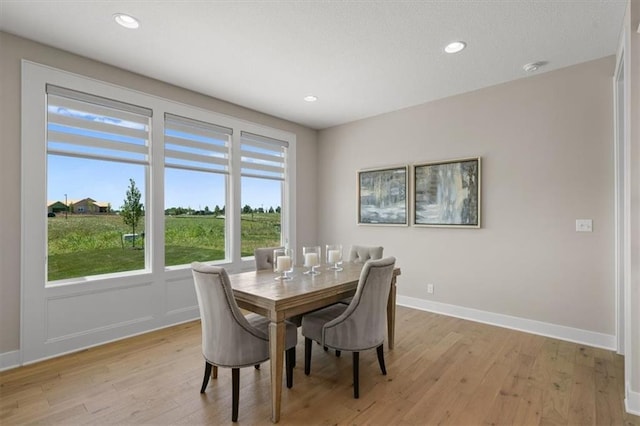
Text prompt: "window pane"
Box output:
[[241, 176, 282, 257], [47, 91, 150, 164], [47, 156, 146, 281], [240, 131, 287, 180], [165, 168, 226, 266]]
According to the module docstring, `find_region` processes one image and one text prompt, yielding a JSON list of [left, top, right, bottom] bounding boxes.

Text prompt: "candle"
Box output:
[[328, 249, 341, 263], [304, 252, 319, 267], [276, 255, 291, 273]]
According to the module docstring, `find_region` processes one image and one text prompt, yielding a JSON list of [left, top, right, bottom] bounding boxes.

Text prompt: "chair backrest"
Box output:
[[191, 262, 269, 367], [322, 257, 396, 351], [254, 246, 284, 271], [349, 245, 384, 263]]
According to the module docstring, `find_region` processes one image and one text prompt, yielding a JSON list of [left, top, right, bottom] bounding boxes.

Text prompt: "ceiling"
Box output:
[[0, 1, 627, 130]]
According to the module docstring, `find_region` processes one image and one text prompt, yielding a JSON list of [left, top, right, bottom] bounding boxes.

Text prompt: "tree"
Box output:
[[121, 178, 144, 248], [242, 204, 253, 214], [268, 206, 275, 214], [214, 205, 221, 216]]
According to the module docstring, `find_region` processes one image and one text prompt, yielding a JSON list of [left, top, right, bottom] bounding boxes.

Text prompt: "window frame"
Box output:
[[45, 84, 153, 281], [21, 61, 296, 363], [23, 60, 296, 285]]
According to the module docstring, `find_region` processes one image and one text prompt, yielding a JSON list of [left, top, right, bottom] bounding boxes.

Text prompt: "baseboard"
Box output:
[[627, 385, 640, 416], [397, 295, 616, 350], [0, 350, 21, 372]]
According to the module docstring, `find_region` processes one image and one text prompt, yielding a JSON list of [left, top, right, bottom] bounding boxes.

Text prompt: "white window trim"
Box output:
[[21, 60, 296, 364]]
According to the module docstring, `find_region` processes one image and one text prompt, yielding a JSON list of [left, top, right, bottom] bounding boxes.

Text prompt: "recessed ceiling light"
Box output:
[[523, 61, 547, 72], [303, 95, 318, 102], [444, 41, 466, 54], [113, 13, 140, 29]]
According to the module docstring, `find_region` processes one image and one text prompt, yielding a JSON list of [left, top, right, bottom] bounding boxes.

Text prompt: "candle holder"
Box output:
[[273, 248, 294, 280], [326, 244, 343, 272], [303, 246, 321, 275]]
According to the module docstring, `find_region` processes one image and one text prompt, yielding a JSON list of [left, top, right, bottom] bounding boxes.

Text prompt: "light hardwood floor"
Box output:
[[1, 306, 638, 425]]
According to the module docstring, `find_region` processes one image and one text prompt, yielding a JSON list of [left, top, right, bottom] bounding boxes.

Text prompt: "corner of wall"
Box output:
[[626, 384, 640, 416]]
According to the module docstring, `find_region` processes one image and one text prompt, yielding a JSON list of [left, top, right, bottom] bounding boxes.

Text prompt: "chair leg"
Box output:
[[353, 352, 360, 399], [212, 365, 218, 379], [255, 364, 260, 370], [335, 350, 341, 357], [376, 344, 387, 375], [231, 368, 240, 422], [200, 362, 212, 393], [304, 337, 313, 375], [292, 349, 296, 368], [286, 348, 294, 388]]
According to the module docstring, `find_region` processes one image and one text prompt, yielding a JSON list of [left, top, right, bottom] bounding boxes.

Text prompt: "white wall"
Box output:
[[318, 56, 616, 344], [0, 31, 318, 359]]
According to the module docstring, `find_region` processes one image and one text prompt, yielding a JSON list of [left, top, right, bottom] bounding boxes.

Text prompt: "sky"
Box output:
[[48, 155, 282, 210]]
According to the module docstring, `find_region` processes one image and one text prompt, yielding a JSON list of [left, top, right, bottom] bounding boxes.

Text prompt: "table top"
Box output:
[[230, 262, 400, 321], [230, 262, 360, 317]]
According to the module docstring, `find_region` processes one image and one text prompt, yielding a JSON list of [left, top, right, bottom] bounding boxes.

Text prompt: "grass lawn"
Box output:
[[48, 213, 280, 281]]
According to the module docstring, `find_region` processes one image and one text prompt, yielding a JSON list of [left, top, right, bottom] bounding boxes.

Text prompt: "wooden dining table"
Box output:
[[230, 261, 401, 423]]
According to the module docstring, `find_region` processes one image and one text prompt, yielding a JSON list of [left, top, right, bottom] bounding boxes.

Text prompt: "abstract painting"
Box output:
[[358, 166, 407, 225], [413, 157, 481, 228]]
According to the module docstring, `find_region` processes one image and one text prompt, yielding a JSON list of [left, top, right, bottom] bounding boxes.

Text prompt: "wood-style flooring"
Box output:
[[1, 306, 638, 425]]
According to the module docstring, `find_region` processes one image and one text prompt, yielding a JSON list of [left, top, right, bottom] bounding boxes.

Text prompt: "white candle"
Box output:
[[328, 249, 341, 263], [276, 255, 291, 272], [304, 252, 319, 267]]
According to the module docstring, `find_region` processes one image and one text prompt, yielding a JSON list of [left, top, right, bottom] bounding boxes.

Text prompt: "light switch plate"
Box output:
[[576, 219, 593, 232]]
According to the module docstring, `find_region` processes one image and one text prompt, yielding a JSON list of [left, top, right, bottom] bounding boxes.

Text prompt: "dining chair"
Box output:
[[254, 246, 284, 271], [349, 245, 384, 263], [191, 262, 297, 422], [301, 257, 396, 398], [338, 245, 384, 306]]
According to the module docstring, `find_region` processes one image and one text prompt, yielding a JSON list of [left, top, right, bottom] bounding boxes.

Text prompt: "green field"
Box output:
[[47, 213, 281, 281]]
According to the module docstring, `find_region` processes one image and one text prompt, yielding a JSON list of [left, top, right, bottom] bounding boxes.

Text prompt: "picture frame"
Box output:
[[413, 157, 481, 228], [357, 165, 408, 226]]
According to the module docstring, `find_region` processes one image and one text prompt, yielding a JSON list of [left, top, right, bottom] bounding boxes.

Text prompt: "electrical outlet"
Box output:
[[427, 284, 434, 294], [576, 219, 593, 232]]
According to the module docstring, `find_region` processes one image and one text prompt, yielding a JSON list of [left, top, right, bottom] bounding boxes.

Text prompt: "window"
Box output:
[[240, 132, 288, 256], [33, 69, 295, 284], [46, 85, 150, 281], [164, 114, 231, 266], [22, 61, 296, 363]]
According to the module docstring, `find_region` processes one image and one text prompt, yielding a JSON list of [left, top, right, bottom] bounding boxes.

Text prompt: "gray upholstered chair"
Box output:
[[301, 257, 396, 398], [191, 262, 297, 422], [349, 245, 384, 263], [254, 246, 283, 271], [339, 245, 384, 305]]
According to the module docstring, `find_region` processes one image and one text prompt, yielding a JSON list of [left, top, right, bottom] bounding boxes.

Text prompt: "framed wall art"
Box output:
[[413, 157, 481, 228], [358, 165, 408, 225]]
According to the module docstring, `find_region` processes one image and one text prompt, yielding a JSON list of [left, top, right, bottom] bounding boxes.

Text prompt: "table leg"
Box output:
[[269, 320, 285, 423], [387, 275, 397, 349]]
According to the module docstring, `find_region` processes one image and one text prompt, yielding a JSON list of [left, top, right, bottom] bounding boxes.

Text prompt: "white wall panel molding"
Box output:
[[0, 351, 21, 372]]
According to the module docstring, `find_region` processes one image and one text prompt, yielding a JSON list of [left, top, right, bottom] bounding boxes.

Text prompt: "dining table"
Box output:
[[230, 261, 401, 423]]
